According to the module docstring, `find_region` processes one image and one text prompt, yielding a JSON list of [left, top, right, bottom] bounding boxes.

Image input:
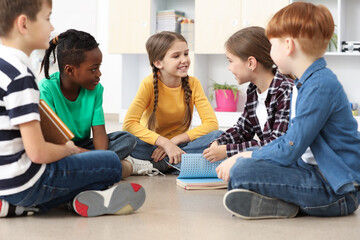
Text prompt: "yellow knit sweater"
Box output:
[[123, 75, 218, 145]]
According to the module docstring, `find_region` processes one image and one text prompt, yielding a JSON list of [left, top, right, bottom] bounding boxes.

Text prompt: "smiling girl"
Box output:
[[39, 29, 137, 178], [123, 31, 221, 173], [203, 27, 294, 162]]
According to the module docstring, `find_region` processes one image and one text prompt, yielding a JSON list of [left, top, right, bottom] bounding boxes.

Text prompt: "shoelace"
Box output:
[[131, 159, 165, 176], [137, 168, 165, 176]]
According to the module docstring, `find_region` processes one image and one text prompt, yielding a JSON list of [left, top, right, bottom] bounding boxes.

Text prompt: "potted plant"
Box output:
[[328, 26, 338, 52], [209, 81, 239, 112]]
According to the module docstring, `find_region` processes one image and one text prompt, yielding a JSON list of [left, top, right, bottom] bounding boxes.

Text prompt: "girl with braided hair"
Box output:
[[123, 31, 222, 173], [39, 29, 141, 178]]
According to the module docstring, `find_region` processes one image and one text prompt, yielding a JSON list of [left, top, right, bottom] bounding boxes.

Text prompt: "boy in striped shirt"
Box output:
[[0, 0, 145, 218]]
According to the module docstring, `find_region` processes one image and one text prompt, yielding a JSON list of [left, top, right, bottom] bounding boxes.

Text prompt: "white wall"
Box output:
[[46, 0, 360, 115], [44, 0, 122, 114]]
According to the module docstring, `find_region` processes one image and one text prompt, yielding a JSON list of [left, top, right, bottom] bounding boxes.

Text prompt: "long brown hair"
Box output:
[[225, 26, 276, 75], [145, 31, 192, 131]]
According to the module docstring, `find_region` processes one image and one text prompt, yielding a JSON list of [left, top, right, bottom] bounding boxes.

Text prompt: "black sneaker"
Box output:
[[223, 189, 299, 219], [73, 183, 146, 217], [0, 199, 39, 217]]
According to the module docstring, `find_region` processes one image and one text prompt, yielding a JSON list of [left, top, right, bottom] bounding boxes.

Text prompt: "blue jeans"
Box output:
[[75, 131, 136, 160], [2, 150, 121, 213], [229, 157, 359, 217], [131, 130, 223, 172]]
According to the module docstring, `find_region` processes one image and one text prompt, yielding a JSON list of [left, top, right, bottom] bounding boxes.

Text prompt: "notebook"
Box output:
[[39, 99, 75, 144], [176, 154, 227, 190]]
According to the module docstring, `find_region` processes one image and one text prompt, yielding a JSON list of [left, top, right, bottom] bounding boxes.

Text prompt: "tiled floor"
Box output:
[[1, 118, 359, 240]]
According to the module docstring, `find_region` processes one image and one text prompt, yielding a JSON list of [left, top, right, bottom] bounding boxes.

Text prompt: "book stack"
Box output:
[[180, 19, 194, 51], [176, 154, 227, 190], [156, 10, 185, 33]]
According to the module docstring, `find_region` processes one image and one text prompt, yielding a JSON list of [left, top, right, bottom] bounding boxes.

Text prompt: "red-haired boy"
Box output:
[[217, 2, 360, 219]]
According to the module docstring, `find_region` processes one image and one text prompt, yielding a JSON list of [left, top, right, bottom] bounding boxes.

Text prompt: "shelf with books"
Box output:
[[109, 0, 289, 117]]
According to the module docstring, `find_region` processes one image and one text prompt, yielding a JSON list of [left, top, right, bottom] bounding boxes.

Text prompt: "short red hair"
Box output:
[[266, 2, 334, 58]]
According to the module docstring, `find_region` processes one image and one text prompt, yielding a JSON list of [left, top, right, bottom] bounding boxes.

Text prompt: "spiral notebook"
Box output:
[[176, 154, 227, 190]]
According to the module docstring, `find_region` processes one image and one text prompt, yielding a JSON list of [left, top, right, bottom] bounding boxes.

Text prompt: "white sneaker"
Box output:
[[73, 183, 146, 217], [125, 156, 165, 176], [0, 199, 39, 217]]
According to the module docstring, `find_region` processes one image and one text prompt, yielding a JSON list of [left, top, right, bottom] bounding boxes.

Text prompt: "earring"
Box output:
[[250, 68, 254, 71]]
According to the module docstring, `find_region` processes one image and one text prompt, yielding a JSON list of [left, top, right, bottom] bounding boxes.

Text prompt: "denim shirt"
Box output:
[[252, 58, 360, 195]]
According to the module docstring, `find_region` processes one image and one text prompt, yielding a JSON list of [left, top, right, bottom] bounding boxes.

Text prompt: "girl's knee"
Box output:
[[210, 130, 224, 138]]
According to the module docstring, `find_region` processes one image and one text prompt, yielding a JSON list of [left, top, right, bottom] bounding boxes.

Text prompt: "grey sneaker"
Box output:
[[125, 156, 165, 176], [223, 189, 299, 220], [73, 183, 145, 217]]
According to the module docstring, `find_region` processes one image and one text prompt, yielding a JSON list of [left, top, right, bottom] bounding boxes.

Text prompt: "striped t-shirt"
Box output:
[[0, 45, 45, 196]]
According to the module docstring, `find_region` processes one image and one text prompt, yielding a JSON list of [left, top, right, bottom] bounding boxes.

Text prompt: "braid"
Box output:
[[40, 36, 58, 79], [145, 31, 190, 131], [181, 76, 192, 130], [40, 29, 99, 79], [147, 65, 159, 131]]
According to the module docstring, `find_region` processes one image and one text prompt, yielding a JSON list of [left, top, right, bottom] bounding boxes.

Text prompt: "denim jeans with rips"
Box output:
[[2, 150, 122, 212], [228, 156, 359, 217]]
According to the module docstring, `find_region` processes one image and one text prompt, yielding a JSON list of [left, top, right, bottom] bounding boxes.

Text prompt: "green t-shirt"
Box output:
[[38, 72, 105, 141]]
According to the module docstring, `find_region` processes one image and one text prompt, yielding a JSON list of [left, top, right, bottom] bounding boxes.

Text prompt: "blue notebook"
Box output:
[[176, 154, 227, 190]]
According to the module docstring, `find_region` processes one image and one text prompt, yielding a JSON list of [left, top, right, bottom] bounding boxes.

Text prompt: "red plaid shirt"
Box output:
[[216, 71, 294, 157]]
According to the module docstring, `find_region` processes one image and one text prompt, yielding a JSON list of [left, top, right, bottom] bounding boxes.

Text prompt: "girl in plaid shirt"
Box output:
[[203, 27, 294, 162]]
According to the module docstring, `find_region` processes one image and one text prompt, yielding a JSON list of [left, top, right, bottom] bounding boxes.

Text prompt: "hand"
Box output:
[[203, 144, 227, 163], [216, 155, 237, 182], [216, 151, 253, 182], [151, 147, 167, 162], [155, 136, 185, 165], [210, 141, 219, 147], [65, 141, 81, 155], [77, 146, 90, 153], [163, 141, 185, 165]]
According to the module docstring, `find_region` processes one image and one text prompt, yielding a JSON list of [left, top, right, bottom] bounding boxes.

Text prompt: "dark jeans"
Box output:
[[229, 157, 359, 217], [75, 131, 137, 160], [2, 150, 122, 212]]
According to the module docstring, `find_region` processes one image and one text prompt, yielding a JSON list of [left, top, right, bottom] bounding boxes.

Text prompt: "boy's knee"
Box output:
[[101, 150, 122, 167], [228, 158, 266, 188]]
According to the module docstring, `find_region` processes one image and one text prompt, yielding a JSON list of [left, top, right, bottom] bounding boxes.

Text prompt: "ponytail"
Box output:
[[40, 35, 59, 79]]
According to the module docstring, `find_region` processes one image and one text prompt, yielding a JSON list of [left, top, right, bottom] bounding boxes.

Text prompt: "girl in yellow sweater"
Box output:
[[123, 31, 222, 173]]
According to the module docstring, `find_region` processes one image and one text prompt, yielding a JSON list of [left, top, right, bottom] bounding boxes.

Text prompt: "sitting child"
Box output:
[[39, 29, 140, 178], [123, 31, 222, 173], [217, 2, 360, 219], [203, 27, 293, 162], [0, 0, 145, 218]]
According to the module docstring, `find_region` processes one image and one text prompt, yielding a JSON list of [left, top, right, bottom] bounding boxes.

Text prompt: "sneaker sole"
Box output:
[[223, 189, 299, 220], [73, 183, 145, 217]]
